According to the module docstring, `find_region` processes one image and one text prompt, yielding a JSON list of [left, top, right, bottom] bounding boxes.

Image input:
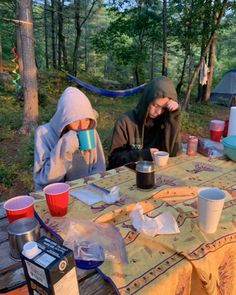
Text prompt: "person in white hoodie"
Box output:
[[33, 87, 106, 190]]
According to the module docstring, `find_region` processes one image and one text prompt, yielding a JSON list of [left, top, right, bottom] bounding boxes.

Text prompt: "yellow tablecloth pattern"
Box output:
[[34, 154, 236, 295]]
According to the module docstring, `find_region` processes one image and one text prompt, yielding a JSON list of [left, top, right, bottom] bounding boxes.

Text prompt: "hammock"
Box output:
[[66, 73, 146, 97]]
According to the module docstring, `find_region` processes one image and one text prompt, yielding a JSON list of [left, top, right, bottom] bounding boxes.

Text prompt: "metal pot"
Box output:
[[136, 161, 155, 189], [7, 217, 40, 260]]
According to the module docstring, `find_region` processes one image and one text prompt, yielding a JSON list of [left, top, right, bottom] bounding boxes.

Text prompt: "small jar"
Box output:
[[136, 161, 155, 189], [186, 136, 198, 156]]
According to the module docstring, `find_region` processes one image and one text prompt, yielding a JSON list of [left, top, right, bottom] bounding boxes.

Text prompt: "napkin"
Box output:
[[129, 203, 180, 237], [70, 184, 120, 205]]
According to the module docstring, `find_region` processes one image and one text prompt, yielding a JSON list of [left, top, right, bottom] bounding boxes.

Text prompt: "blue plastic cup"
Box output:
[[77, 129, 95, 150]]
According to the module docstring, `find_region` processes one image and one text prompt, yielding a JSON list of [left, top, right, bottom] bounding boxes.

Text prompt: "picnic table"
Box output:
[[1, 153, 236, 295]]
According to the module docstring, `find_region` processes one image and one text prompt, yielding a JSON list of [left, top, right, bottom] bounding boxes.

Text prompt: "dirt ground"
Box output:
[[0, 104, 230, 201]]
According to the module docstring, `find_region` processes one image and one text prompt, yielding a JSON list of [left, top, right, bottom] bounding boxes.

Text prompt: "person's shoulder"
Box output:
[[117, 109, 135, 121], [35, 123, 50, 136]]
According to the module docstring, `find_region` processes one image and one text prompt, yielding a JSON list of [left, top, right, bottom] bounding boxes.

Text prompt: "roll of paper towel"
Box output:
[[227, 107, 236, 136]]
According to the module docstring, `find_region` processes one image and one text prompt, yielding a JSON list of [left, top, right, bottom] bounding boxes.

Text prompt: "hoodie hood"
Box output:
[[50, 87, 96, 137], [135, 76, 178, 123]]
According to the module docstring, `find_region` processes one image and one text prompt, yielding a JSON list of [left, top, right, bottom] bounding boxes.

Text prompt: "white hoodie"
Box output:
[[33, 87, 106, 190]]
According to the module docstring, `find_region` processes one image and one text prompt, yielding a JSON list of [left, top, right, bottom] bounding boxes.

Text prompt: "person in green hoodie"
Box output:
[[107, 76, 182, 169]]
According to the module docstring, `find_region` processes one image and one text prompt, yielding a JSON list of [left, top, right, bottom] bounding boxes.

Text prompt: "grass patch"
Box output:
[[0, 162, 18, 187], [17, 133, 35, 169], [0, 96, 23, 130]]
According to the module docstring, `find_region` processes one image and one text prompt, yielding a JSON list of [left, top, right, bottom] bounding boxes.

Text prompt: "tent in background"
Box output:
[[210, 69, 236, 106]]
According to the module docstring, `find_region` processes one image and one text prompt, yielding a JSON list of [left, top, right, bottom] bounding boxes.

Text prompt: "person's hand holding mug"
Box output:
[[150, 148, 159, 160]]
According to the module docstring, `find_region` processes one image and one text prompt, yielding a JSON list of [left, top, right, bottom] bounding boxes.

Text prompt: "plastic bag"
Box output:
[[61, 217, 127, 263], [197, 137, 225, 158]]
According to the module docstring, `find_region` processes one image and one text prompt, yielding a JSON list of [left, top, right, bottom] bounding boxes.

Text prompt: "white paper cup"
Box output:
[[153, 151, 169, 168], [198, 187, 225, 234]]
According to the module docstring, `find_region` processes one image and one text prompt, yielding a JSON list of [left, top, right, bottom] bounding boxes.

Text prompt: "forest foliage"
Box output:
[[1, 0, 236, 91], [0, 0, 235, 199]]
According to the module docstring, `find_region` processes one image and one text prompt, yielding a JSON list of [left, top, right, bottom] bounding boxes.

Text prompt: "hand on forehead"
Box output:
[[152, 97, 178, 112], [152, 97, 170, 107]]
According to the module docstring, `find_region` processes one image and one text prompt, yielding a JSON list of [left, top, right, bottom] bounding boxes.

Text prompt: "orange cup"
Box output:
[[43, 183, 70, 216], [4, 195, 34, 223]]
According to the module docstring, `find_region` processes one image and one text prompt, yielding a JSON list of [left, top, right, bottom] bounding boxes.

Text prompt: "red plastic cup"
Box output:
[[210, 130, 223, 142], [223, 119, 229, 137], [4, 196, 34, 223], [43, 183, 70, 216], [209, 120, 225, 132], [209, 120, 225, 142]]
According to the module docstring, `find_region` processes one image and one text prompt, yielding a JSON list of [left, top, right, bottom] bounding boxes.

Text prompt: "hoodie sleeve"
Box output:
[[107, 116, 151, 170], [164, 109, 182, 156], [91, 130, 106, 174], [33, 127, 79, 190]]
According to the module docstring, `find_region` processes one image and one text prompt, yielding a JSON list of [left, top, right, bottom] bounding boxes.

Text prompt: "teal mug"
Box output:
[[77, 129, 95, 150]]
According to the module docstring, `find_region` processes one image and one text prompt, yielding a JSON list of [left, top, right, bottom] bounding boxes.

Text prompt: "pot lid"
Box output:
[[136, 161, 155, 173], [7, 217, 39, 235]]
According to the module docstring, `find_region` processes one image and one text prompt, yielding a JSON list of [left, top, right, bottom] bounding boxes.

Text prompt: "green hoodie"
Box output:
[[107, 76, 182, 169]]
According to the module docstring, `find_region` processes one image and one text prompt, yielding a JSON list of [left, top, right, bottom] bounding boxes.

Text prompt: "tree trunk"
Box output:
[[57, 0, 62, 70], [204, 34, 216, 101], [0, 34, 3, 73], [150, 42, 154, 80], [72, 0, 81, 76], [134, 66, 139, 86], [58, 0, 68, 71], [84, 1, 89, 72], [84, 20, 89, 72], [182, 0, 228, 111], [177, 0, 193, 97], [16, 3, 24, 89], [61, 35, 68, 71], [44, 0, 49, 69], [204, 0, 219, 101], [72, 0, 98, 75], [51, 0, 57, 69], [197, 0, 211, 102], [57, 0, 66, 70], [162, 0, 168, 76], [17, 0, 38, 133], [176, 52, 188, 96]]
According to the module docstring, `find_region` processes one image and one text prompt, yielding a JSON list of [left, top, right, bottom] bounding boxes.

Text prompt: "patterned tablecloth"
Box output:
[[33, 153, 236, 295]]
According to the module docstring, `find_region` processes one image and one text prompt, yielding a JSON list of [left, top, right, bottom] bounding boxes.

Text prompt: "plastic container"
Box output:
[[221, 135, 236, 161]]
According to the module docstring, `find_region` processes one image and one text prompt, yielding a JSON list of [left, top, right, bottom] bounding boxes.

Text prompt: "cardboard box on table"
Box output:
[[21, 236, 80, 295]]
